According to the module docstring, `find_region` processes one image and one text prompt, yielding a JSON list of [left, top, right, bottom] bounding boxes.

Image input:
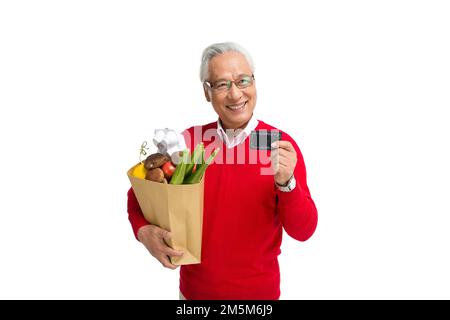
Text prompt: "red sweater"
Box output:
[[127, 120, 318, 300]]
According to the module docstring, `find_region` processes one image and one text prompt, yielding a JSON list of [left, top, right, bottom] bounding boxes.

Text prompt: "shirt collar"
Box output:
[[216, 115, 259, 148]]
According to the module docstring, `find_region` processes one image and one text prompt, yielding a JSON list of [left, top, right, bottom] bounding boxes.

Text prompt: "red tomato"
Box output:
[[162, 161, 176, 179]]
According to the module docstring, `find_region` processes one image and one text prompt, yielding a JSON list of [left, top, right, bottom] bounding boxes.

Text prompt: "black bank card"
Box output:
[[250, 130, 282, 150]]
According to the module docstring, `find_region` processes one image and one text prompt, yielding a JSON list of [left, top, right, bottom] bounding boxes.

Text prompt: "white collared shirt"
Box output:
[[216, 116, 259, 149]]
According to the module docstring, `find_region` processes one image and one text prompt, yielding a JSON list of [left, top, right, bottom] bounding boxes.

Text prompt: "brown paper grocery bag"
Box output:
[[127, 163, 204, 265]]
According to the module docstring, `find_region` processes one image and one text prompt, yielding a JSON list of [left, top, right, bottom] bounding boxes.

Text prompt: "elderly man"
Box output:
[[127, 42, 318, 300]]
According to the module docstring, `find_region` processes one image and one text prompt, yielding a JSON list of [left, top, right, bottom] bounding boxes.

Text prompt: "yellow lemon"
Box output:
[[132, 163, 147, 179]]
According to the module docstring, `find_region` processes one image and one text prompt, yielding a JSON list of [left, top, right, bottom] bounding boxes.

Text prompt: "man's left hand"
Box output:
[[271, 141, 297, 186]]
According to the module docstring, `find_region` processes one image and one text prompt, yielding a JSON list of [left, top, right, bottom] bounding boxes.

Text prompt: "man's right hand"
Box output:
[[137, 225, 184, 270]]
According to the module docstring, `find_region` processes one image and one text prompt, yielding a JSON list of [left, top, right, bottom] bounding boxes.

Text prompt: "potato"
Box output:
[[144, 153, 170, 170], [145, 168, 165, 183]]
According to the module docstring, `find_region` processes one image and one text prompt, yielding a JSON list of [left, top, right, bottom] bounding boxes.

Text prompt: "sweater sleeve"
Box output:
[[276, 134, 318, 242], [127, 187, 150, 240]]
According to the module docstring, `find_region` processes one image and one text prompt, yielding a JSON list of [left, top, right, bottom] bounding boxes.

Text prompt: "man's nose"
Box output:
[[227, 83, 243, 101]]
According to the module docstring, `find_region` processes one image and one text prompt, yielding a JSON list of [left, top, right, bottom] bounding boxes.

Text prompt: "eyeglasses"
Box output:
[[204, 74, 255, 92]]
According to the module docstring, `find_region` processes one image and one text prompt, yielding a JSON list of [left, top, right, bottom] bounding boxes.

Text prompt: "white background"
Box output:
[[1, 0, 449, 299]]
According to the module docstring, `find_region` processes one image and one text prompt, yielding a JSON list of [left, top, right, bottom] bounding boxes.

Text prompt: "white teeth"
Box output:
[[227, 102, 246, 110]]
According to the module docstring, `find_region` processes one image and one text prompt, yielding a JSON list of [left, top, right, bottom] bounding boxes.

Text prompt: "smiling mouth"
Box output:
[[226, 101, 247, 111]]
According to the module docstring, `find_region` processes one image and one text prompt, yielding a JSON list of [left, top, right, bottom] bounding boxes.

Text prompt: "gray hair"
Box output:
[[199, 42, 255, 82]]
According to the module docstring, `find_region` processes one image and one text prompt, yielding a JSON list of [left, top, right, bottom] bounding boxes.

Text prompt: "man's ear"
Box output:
[[203, 85, 211, 102]]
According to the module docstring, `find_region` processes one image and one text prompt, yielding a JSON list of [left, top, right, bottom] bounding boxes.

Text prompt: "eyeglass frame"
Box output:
[[203, 74, 255, 92]]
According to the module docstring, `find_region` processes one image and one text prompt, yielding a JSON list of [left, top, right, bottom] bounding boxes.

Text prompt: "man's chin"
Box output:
[[222, 114, 252, 130]]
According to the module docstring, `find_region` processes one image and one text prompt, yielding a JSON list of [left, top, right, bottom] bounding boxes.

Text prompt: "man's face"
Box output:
[[205, 51, 257, 130]]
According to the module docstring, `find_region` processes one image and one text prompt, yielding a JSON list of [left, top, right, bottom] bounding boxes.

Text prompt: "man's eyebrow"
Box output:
[[210, 77, 227, 82], [211, 74, 251, 82]]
